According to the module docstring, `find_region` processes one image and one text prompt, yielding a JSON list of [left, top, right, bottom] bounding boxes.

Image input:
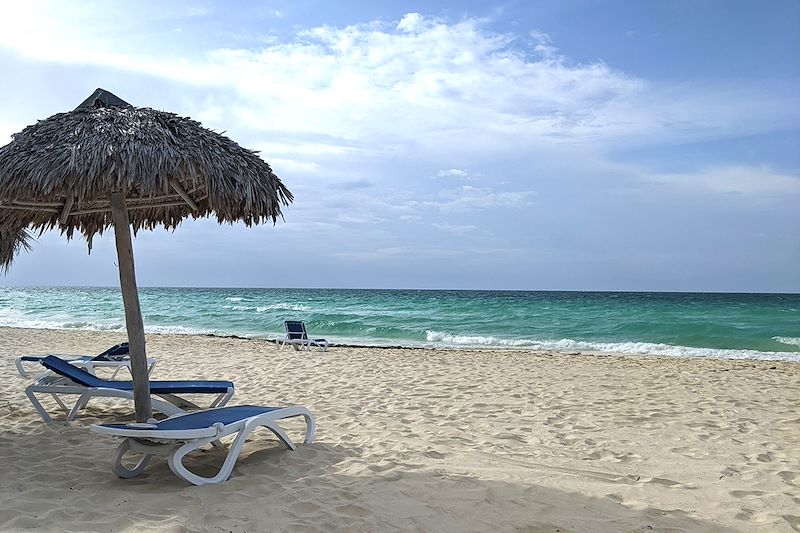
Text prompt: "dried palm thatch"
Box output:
[[0, 88, 293, 422], [0, 227, 33, 273], [0, 88, 292, 254]]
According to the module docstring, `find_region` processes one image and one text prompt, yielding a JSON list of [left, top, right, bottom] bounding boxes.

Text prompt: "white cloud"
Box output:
[[334, 213, 386, 225], [405, 185, 534, 214], [334, 245, 466, 261], [0, 7, 647, 152], [648, 166, 800, 195], [529, 30, 557, 59], [1, 5, 795, 162], [437, 168, 469, 178], [0, 120, 17, 146], [254, 141, 359, 157], [0, 4, 797, 291], [432, 222, 479, 234], [396, 13, 426, 33], [439, 187, 532, 213], [268, 158, 321, 174]]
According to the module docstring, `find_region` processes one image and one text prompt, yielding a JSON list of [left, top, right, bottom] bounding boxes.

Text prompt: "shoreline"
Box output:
[[1, 325, 798, 363], [1, 326, 798, 531]]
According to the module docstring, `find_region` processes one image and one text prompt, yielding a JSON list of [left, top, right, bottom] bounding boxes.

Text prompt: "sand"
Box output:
[[0, 326, 797, 532]]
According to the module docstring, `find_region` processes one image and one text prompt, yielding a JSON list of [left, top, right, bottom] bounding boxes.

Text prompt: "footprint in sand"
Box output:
[[670, 446, 706, 459], [777, 471, 798, 487], [730, 490, 766, 498], [497, 432, 527, 443], [289, 502, 321, 515], [367, 463, 396, 473], [424, 449, 445, 459], [638, 476, 693, 489], [781, 515, 800, 530], [611, 451, 642, 463], [335, 504, 369, 518], [720, 466, 740, 478]]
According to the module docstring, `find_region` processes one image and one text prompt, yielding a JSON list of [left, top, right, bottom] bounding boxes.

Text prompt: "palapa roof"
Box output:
[[0, 88, 292, 266], [0, 227, 32, 273]]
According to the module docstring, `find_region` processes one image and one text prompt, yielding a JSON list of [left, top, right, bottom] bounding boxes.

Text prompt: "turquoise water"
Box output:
[[1, 287, 798, 361]]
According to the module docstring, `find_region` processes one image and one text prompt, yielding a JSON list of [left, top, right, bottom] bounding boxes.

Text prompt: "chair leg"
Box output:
[[165, 414, 309, 485], [301, 411, 316, 444], [67, 392, 91, 421], [51, 393, 69, 413], [15, 358, 29, 379], [156, 393, 200, 410], [211, 388, 235, 408], [25, 388, 53, 424], [263, 422, 297, 450], [167, 436, 231, 485], [113, 439, 154, 478]]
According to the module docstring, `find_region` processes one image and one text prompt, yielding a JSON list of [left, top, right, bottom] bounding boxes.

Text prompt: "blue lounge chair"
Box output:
[[91, 405, 315, 485], [278, 320, 329, 351], [25, 356, 234, 423], [16, 342, 156, 379]]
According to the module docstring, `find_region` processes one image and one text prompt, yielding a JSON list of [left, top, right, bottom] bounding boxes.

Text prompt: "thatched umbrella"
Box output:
[[0, 227, 33, 273], [0, 88, 292, 421]]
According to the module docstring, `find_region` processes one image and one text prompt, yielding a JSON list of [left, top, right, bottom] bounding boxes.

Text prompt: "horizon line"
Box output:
[[1, 284, 798, 296]]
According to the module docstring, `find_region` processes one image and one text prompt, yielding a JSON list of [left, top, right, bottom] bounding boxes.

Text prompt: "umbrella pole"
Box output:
[[110, 192, 152, 422]]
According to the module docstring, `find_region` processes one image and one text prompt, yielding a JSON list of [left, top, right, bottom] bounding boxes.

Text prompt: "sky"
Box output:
[[0, 0, 798, 291]]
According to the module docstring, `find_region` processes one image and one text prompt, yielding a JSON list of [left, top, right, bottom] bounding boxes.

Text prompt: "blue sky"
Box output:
[[0, 0, 798, 291]]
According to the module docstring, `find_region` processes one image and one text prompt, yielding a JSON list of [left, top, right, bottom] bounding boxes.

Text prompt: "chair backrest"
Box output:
[[93, 342, 130, 361], [284, 321, 308, 340], [41, 356, 107, 388]]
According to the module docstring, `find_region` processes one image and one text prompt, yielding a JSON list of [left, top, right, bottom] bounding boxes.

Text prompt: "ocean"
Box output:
[[1, 287, 798, 361]]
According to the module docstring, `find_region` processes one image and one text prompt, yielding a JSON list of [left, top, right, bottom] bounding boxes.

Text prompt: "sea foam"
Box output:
[[425, 330, 800, 362], [0, 307, 216, 337], [2, 287, 798, 362], [773, 336, 800, 348]]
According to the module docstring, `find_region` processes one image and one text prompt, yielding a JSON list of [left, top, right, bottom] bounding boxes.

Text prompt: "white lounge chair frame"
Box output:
[[91, 406, 315, 485], [278, 337, 328, 351], [16, 355, 157, 380], [277, 321, 329, 352], [25, 377, 234, 424]]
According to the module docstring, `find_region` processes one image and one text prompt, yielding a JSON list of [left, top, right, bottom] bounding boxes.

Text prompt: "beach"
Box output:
[[0, 326, 798, 532]]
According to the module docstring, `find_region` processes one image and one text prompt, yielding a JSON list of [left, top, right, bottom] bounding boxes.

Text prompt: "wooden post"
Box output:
[[109, 191, 152, 422]]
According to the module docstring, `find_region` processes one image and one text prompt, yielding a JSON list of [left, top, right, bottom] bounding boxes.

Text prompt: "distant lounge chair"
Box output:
[[278, 320, 329, 351], [25, 356, 234, 423], [15, 343, 156, 379], [91, 404, 315, 485]]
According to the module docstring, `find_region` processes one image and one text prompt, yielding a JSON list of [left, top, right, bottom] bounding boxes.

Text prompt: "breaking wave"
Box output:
[[425, 331, 800, 361], [2, 287, 798, 362], [773, 336, 800, 348], [222, 303, 311, 313]]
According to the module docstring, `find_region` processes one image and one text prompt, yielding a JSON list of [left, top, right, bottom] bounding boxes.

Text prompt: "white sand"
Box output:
[[0, 326, 797, 532]]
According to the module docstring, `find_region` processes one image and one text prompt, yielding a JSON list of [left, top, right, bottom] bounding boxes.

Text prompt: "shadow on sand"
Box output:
[[0, 427, 746, 533]]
